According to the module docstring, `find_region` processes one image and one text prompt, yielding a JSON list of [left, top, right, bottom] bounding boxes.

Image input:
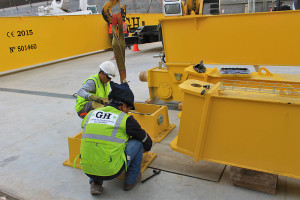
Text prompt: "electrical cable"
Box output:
[[146, 0, 152, 13]]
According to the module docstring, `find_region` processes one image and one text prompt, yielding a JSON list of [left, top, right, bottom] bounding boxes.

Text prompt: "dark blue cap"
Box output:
[[108, 81, 135, 110]]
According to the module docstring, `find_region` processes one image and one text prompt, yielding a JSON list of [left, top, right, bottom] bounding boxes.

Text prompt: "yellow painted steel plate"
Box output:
[[161, 11, 300, 66]]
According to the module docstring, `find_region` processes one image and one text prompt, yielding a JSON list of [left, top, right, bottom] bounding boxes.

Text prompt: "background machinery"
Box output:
[[38, 0, 98, 16], [163, 0, 220, 16]]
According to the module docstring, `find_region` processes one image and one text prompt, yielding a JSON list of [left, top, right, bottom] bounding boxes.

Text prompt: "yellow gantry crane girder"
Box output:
[[141, 10, 300, 103]]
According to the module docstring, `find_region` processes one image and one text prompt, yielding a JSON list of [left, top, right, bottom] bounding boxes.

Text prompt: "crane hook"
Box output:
[[102, 0, 126, 24]]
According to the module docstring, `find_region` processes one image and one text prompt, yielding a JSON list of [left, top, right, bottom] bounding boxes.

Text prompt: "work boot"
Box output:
[[90, 181, 103, 195], [123, 173, 141, 191]]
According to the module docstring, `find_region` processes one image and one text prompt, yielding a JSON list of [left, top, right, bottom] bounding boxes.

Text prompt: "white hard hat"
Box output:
[[99, 61, 117, 78]]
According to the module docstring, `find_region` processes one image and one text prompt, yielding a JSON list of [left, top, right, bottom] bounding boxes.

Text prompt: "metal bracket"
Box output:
[[174, 73, 182, 81], [157, 114, 164, 125]]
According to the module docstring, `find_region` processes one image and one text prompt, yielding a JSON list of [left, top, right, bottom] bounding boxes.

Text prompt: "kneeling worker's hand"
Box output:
[[89, 95, 105, 104]]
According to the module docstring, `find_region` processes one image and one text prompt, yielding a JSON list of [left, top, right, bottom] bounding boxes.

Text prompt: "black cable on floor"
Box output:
[[147, 166, 227, 183]]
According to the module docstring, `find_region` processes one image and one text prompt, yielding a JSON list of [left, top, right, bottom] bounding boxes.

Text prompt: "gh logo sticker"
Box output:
[[95, 111, 112, 119]]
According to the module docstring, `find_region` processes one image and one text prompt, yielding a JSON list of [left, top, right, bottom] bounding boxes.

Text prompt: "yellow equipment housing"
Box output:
[[130, 103, 176, 142], [145, 65, 300, 102], [170, 79, 300, 179], [143, 10, 300, 103]]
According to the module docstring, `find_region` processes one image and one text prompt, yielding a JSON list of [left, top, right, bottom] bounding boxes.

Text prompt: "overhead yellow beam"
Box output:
[[0, 14, 165, 74], [161, 10, 300, 66], [1, 15, 111, 73]]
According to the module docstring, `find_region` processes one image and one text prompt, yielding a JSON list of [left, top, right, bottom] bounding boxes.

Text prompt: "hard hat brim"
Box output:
[[107, 74, 115, 79]]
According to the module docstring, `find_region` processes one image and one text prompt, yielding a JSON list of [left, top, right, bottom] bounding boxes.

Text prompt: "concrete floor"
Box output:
[[1, 42, 300, 200]]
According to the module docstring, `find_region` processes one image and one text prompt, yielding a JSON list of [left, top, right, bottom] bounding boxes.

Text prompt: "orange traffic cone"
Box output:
[[132, 44, 140, 51]]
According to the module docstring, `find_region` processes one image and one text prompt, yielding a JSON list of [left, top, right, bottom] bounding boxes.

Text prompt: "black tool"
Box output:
[[203, 85, 210, 89], [141, 169, 161, 183], [193, 60, 206, 73], [201, 85, 211, 95]]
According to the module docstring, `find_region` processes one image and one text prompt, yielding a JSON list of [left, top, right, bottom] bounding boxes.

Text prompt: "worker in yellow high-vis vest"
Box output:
[[75, 61, 117, 119], [80, 81, 152, 195]]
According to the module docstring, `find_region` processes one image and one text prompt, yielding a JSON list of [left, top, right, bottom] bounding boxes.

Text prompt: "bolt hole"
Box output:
[[191, 83, 202, 87]]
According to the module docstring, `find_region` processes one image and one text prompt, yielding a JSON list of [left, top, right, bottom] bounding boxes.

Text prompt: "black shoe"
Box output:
[[123, 173, 141, 191]]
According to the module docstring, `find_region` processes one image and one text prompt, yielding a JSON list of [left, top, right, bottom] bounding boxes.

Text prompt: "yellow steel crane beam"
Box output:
[[141, 10, 300, 103], [171, 79, 300, 179]]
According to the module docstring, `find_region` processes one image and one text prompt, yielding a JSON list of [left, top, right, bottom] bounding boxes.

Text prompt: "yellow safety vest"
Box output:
[[75, 74, 110, 112], [80, 106, 129, 176]]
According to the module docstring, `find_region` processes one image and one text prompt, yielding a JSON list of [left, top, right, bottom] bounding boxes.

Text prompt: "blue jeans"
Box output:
[[88, 139, 143, 185], [124, 139, 143, 185]]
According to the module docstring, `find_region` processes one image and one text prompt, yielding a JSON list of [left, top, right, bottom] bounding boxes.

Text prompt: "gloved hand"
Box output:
[[89, 95, 106, 104], [142, 134, 152, 152], [101, 98, 109, 105]]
